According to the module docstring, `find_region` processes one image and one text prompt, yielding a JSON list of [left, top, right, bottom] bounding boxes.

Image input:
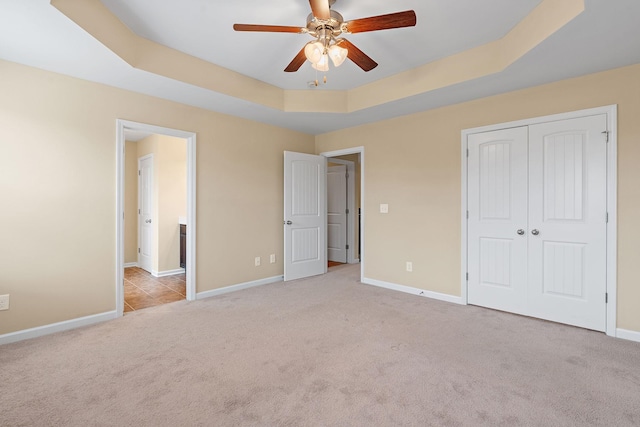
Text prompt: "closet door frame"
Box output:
[[460, 105, 618, 337]]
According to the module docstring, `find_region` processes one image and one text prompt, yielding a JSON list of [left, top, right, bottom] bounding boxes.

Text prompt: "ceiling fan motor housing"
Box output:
[[306, 10, 344, 37]]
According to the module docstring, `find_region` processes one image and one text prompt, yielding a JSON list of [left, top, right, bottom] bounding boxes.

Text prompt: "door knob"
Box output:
[[284, 220, 292, 225], [145, 219, 152, 224], [517, 229, 525, 235], [531, 229, 540, 236]]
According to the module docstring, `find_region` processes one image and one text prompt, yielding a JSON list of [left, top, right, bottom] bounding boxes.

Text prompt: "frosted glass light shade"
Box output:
[[304, 41, 324, 64], [312, 54, 329, 71], [328, 44, 348, 67]]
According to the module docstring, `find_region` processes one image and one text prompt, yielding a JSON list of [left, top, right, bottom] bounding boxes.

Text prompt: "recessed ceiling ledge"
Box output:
[[51, 0, 584, 115]]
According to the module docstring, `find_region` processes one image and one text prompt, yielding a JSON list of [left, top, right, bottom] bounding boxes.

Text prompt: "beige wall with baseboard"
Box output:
[[315, 63, 640, 333], [125, 135, 187, 273], [154, 134, 186, 273], [0, 59, 314, 335]]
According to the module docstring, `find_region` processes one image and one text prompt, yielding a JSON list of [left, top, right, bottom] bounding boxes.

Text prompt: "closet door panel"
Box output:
[[527, 115, 608, 331], [467, 127, 529, 314]]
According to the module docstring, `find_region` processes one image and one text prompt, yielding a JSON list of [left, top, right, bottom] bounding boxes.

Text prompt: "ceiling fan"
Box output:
[[233, 0, 417, 73]]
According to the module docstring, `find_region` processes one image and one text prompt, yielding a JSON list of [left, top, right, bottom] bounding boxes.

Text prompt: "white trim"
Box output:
[[460, 105, 618, 336], [362, 278, 465, 305], [116, 120, 197, 319], [605, 105, 618, 337], [0, 311, 117, 346], [616, 328, 640, 343], [320, 147, 364, 283], [124, 262, 138, 268], [153, 268, 186, 278], [196, 276, 284, 300]]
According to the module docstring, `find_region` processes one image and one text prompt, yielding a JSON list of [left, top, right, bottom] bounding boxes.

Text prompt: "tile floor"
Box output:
[[124, 267, 186, 313]]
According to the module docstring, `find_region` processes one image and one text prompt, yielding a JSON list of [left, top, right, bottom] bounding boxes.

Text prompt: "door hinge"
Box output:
[[605, 293, 608, 303], [346, 172, 349, 179], [346, 244, 349, 250], [606, 212, 609, 223], [138, 170, 141, 175], [602, 131, 610, 143], [138, 248, 140, 254], [466, 210, 469, 219], [346, 208, 349, 214], [466, 149, 469, 158], [138, 209, 141, 214], [466, 272, 469, 281]]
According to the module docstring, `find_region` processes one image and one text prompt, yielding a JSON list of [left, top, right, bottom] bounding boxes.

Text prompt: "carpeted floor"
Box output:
[[1, 264, 639, 426]]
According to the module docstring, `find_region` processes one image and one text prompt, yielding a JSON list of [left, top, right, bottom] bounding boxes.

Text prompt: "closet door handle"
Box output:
[[517, 229, 525, 235], [531, 229, 540, 236]]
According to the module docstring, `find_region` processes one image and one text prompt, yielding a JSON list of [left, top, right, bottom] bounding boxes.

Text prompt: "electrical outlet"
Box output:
[[270, 254, 276, 264], [255, 256, 261, 267], [406, 262, 413, 272], [380, 203, 389, 214], [0, 294, 9, 311]]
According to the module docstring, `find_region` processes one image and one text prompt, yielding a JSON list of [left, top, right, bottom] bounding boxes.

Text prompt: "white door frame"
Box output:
[[116, 119, 197, 317], [460, 105, 617, 337], [327, 158, 357, 264], [320, 147, 364, 282], [137, 153, 154, 273]]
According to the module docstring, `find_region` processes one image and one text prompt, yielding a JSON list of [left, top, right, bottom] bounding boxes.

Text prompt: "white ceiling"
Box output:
[[1, 0, 640, 135]]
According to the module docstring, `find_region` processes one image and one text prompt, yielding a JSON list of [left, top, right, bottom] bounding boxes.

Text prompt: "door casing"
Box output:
[[116, 119, 197, 317], [320, 147, 365, 282], [327, 158, 357, 264], [460, 105, 617, 337]]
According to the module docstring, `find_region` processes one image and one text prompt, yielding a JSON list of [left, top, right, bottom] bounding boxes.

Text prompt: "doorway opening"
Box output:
[[116, 120, 196, 317], [321, 147, 364, 281]]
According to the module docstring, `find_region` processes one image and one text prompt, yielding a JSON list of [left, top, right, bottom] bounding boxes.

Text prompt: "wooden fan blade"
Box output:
[[284, 47, 307, 72], [309, 0, 330, 20], [233, 24, 304, 33], [345, 10, 416, 34], [337, 39, 378, 72]]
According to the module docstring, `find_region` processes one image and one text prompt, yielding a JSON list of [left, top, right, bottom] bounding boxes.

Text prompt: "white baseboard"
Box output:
[[616, 328, 640, 343], [155, 268, 185, 278], [124, 262, 138, 268], [197, 275, 284, 300], [0, 311, 117, 346], [362, 277, 465, 305]]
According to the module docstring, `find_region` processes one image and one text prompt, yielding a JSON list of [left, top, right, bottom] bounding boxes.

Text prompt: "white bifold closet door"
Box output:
[[468, 115, 608, 331]]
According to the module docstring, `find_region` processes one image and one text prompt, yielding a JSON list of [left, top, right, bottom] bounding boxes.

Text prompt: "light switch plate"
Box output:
[[380, 204, 389, 214], [0, 294, 9, 311]]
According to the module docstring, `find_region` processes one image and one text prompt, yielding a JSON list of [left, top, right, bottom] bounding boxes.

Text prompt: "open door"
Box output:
[[327, 164, 348, 263], [284, 151, 327, 281]]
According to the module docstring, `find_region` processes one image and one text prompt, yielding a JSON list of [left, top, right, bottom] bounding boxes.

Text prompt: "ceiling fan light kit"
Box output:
[[233, 0, 416, 79]]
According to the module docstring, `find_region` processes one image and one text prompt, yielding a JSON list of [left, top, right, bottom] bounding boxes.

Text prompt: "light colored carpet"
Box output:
[[1, 264, 639, 426]]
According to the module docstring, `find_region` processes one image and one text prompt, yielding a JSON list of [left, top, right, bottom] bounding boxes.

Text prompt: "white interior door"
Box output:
[[527, 115, 607, 331], [327, 165, 347, 263], [468, 127, 529, 315], [284, 151, 326, 281], [467, 115, 608, 331], [138, 155, 153, 273]]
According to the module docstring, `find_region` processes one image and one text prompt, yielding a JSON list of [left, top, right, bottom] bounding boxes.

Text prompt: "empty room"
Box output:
[[1, 0, 640, 425]]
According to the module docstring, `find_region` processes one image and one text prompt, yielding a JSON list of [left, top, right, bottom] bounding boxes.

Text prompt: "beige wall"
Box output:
[[124, 141, 138, 264], [0, 59, 314, 335], [2, 57, 639, 337], [154, 134, 187, 273], [316, 63, 640, 333]]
